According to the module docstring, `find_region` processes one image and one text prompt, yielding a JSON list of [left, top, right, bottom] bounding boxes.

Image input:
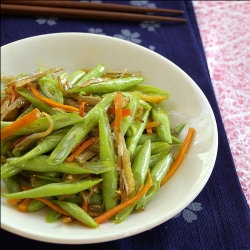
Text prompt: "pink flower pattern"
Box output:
[[193, 1, 250, 206]]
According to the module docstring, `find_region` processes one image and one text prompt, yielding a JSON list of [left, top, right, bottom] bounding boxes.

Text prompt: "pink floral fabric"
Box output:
[[193, 1, 250, 206]]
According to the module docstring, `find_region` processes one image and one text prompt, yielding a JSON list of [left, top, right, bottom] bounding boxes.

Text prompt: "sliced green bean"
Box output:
[[1, 163, 23, 179], [73, 64, 105, 88], [47, 92, 115, 165], [5, 113, 83, 136], [17, 88, 59, 115], [38, 74, 64, 103], [127, 84, 170, 99], [67, 69, 86, 87], [2, 178, 102, 198], [69, 76, 144, 94], [52, 200, 98, 228], [115, 140, 151, 223], [5, 155, 116, 176], [149, 150, 168, 169], [122, 92, 140, 135], [126, 107, 150, 156], [9, 129, 69, 166], [99, 107, 118, 211], [28, 199, 46, 212], [136, 153, 173, 210], [46, 208, 62, 223], [3, 176, 21, 193], [151, 103, 172, 144]]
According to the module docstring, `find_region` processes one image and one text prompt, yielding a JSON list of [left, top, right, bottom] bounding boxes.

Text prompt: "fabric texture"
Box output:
[[1, 1, 250, 249]]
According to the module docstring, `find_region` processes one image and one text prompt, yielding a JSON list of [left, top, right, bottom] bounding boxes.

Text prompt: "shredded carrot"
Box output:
[[94, 171, 153, 224], [161, 127, 195, 186], [34, 197, 70, 216], [108, 107, 131, 117], [11, 86, 19, 104], [18, 198, 33, 212], [82, 201, 88, 213], [28, 83, 79, 112], [1, 108, 41, 141], [110, 120, 115, 131], [66, 136, 99, 162], [7, 198, 23, 204], [10, 135, 29, 150], [145, 121, 161, 129], [79, 101, 86, 117]]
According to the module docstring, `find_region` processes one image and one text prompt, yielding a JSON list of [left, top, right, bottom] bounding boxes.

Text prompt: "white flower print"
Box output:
[[130, 1, 156, 8], [36, 17, 58, 26], [173, 202, 203, 223], [140, 21, 160, 32], [114, 29, 141, 44], [88, 28, 105, 35], [149, 45, 155, 51]]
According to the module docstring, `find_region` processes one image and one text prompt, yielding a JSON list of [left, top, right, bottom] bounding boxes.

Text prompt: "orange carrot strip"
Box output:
[[7, 198, 23, 204], [66, 136, 99, 162], [94, 171, 153, 224], [147, 127, 153, 135], [145, 121, 161, 129], [18, 198, 33, 212], [11, 86, 20, 104], [82, 201, 88, 213], [34, 197, 70, 216], [79, 101, 86, 117], [161, 127, 195, 186], [108, 107, 131, 117], [1, 108, 41, 141], [28, 83, 79, 112]]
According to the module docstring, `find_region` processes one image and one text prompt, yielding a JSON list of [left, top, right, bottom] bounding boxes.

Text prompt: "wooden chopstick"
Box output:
[[1, 1, 186, 23], [1, 1, 184, 15]]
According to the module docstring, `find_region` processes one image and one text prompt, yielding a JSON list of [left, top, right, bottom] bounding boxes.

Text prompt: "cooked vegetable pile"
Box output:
[[0, 64, 194, 228]]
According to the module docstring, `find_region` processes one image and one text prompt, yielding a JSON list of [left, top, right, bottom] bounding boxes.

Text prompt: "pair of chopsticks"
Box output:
[[1, 1, 186, 23]]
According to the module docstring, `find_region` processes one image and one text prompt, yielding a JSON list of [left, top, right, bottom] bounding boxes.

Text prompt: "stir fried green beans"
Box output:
[[1, 64, 191, 228]]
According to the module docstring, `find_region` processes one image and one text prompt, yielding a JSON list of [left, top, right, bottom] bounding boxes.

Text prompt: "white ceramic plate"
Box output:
[[1, 33, 218, 244]]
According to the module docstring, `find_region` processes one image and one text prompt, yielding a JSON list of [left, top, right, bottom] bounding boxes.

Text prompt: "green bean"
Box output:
[[151, 103, 172, 144], [139, 134, 162, 145], [122, 92, 140, 135], [5, 113, 83, 136], [127, 84, 170, 98], [1, 163, 22, 179], [47, 92, 115, 165], [2, 178, 102, 198], [46, 208, 62, 223], [171, 122, 186, 136], [115, 140, 151, 223], [52, 200, 98, 228], [136, 153, 173, 210], [9, 129, 69, 166], [73, 64, 105, 88], [3, 176, 21, 193], [149, 150, 168, 169], [67, 69, 86, 87], [131, 141, 171, 162], [17, 88, 59, 115], [69, 76, 144, 94], [35, 175, 62, 183], [1, 136, 16, 157], [64, 194, 83, 205], [32, 180, 54, 188], [4, 155, 116, 176], [99, 107, 118, 211], [171, 135, 182, 144], [38, 74, 64, 103], [89, 193, 103, 206], [28, 199, 46, 212], [126, 107, 150, 156]]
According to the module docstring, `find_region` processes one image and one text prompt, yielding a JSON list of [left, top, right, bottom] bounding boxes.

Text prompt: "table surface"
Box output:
[[193, 1, 250, 206]]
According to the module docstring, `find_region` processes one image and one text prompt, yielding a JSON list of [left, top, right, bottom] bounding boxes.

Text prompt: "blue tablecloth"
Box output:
[[1, 1, 250, 249]]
